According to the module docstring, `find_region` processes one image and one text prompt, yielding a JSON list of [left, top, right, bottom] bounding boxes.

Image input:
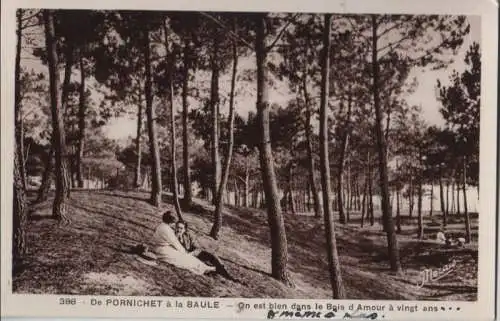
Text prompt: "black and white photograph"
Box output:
[[1, 1, 497, 320]]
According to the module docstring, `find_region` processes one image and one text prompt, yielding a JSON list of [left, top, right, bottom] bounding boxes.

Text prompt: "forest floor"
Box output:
[[13, 190, 478, 300]]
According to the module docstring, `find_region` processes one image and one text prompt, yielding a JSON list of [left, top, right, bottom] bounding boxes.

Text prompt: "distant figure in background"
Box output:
[[436, 230, 447, 244], [174, 220, 241, 283], [151, 211, 216, 275], [435, 228, 466, 248]]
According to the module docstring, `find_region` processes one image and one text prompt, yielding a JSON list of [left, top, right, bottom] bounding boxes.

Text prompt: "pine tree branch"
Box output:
[[198, 12, 254, 49], [265, 14, 299, 52]]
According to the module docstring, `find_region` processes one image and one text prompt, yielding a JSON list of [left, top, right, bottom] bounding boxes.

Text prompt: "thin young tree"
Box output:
[[209, 24, 222, 205], [254, 12, 294, 285], [318, 14, 345, 299], [15, 9, 27, 191], [144, 27, 162, 207], [210, 17, 239, 239], [370, 14, 401, 272], [163, 21, 184, 221], [44, 9, 70, 223]]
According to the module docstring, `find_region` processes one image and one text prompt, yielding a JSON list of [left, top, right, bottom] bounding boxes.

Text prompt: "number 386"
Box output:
[[59, 298, 76, 305]]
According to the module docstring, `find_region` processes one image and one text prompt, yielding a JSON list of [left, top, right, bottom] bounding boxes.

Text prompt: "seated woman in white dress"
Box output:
[[152, 211, 216, 276]]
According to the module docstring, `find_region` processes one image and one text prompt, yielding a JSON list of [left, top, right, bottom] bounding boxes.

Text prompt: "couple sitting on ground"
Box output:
[[137, 211, 239, 282]]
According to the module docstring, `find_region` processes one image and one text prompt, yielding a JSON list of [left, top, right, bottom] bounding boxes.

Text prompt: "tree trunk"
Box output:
[[37, 146, 54, 202], [182, 41, 193, 207], [319, 14, 345, 298], [361, 174, 368, 228], [13, 140, 27, 264], [408, 173, 414, 218], [61, 40, 74, 199], [445, 180, 450, 218], [367, 153, 375, 226], [244, 168, 250, 207], [439, 172, 445, 214], [15, 11, 27, 191], [144, 29, 162, 207], [287, 164, 296, 215], [430, 183, 434, 216], [396, 188, 401, 233], [456, 179, 461, 215], [163, 22, 183, 220], [210, 21, 238, 239], [450, 177, 455, 214], [395, 160, 401, 233], [76, 55, 86, 188], [255, 14, 292, 286], [371, 15, 401, 273], [134, 93, 143, 189], [356, 181, 362, 211], [463, 157, 471, 243], [417, 160, 423, 239], [337, 132, 349, 224], [234, 179, 240, 206], [210, 34, 221, 206], [347, 158, 352, 221], [44, 10, 70, 223], [302, 75, 322, 218], [168, 83, 183, 221]]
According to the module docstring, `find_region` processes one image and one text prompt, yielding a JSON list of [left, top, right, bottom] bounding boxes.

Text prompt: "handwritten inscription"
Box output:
[[266, 310, 379, 319], [416, 260, 457, 288]]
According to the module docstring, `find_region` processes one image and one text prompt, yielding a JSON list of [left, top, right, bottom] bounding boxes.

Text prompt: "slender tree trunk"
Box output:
[[445, 180, 450, 218], [144, 29, 162, 207], [439, 171, 445, 215], [347, 158, 352, 221], [60, 41, 74, 199], [417, 156, 423, 239], [22, 128, 31, 188], [357, 181, 362, 211], [234, 179, 240, 206], [302, 75, 322, 218], [44, 10, 69, 223], [306, 183, 312, 212], [463, 157, 471, 243], [367, 153, 375, 226], [287, 164, 296, 215], [244, 168, 249, 207], [182, 42, 193, 207], [361, 174, 368, 228], [396, 188, 401, 233], [319, 14, 345, 298], [210, 35, 221, 206], [456, 179, 461, 215], [134, 93, 143, 189], [76, 56, 86, 188], [371, 15, 401, 272], [163, 23, 183, 221], [337, 133, 349, 224], [36, 146, 54, 202], [255, 14, 292, 285], [408, 174, 414, 218], [429, 183, 434, 216], [450, 177, 455, 214], [210, 22, 238, 238], [13, 139, 27, 265], [15, 11, 27, 191]]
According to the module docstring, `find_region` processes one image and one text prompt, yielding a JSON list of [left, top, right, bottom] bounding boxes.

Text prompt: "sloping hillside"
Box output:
[[13, 190, 478, 300]]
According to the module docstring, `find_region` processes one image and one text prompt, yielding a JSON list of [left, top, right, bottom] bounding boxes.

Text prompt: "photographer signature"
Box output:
[[416, 259, 457, 288]]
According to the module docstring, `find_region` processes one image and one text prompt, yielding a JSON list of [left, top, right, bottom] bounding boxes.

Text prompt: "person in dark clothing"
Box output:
[[174, 221, 242, 283]]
